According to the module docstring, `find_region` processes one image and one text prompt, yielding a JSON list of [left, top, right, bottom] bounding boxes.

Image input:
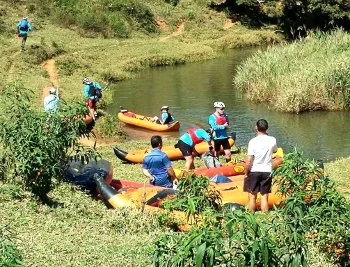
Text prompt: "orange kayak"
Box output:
[[102, 175, 283, 210], [113, 137, 235, 164], [118, 110, 180, 132], [174, 148, 284, 178], [97, 176, 283, 231]]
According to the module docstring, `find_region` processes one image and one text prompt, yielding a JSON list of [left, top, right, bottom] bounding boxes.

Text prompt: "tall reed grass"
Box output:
[[234, 29, 350, 113]]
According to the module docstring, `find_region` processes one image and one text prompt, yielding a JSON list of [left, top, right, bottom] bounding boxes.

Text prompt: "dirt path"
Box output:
[[7, 51, 21, 81], [159, 21, 185, 41], [41, 58, 60, 102]]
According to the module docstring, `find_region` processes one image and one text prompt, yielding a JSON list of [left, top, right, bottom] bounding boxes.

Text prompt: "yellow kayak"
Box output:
[[118, 110, 180, 132]]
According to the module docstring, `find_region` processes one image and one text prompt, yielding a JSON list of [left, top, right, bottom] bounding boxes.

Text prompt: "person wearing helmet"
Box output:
[[43, 87, 59, 113], [82, 77, 103, 121], [154, 106, 175, 124], [175, 128, 214, 170], [208, 101, 231, 162], [16, 17, 32, 51]]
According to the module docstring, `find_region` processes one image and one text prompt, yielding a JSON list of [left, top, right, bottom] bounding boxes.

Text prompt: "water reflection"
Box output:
[[108, 48, 350, 161]]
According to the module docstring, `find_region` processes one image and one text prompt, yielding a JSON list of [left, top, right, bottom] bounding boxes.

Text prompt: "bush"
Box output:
[[0, 84, 98, 200], [0, 226, 22, 267], [95, 114, 127, 139]]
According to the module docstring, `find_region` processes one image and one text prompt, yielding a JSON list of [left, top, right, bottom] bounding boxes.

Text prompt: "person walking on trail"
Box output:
[[208, 101, 231, 163], [17, 17, 32, 51], [142, 135, 178, 188], [43, 87, 59, 113], [82, 77, 102, 121], [243, 119, 277, 213], [175, 128, 213, 170]]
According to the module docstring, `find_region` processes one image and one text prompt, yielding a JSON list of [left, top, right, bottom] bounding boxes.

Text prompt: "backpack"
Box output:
[[201, 151, 222, 168], [88, 83, 102, 99], [19, 20, 28, 31]]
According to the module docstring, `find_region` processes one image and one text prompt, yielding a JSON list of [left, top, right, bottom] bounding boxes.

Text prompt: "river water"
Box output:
[[108, 48, 350, 162]]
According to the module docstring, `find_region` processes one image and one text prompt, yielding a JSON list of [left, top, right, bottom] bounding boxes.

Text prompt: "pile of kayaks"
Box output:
[[118, 109, 180, 132], [113, 136, 236, 163]]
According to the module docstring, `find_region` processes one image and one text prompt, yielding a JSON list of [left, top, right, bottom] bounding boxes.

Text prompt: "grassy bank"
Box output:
[[0, 0, 282, 105], [234, 30, 350, 113], [1, 138, 349, 266]]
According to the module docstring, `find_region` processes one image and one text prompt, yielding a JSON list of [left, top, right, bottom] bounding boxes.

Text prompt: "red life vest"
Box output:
[[213, 113, 227, 125], [186, 128, 203, 145]]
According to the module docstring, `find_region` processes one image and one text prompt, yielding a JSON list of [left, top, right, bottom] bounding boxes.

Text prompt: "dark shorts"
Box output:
[[243, 172, 272, 195], [213, 138, 230, 152], [176, 140, 193, 157]]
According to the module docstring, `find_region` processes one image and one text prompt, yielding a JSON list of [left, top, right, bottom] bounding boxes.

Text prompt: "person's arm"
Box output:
[[84, 85, 90, 98], [167, 166, 178, 185], [272, 137, 278, 153], [245, 155, 254, 176], [209, 115, 226, 130], [28, 22, 32, 31], [95, 82, 102, 90], [142, 168, 155, 183], [160, 113, 167, 125]]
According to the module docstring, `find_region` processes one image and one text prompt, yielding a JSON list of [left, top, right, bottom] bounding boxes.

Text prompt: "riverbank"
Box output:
[[234, 30, 350, 113], [1, 138, 348, 266]]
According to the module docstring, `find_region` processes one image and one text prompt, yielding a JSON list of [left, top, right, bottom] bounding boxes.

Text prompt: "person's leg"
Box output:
[[184, 155, 195, 170], [214, 140, 221, 158], [260, 172, 273, 213], [224, 149, 231, 162], [222, 138, 232, 162], [260, 193, 269, 213], [248, 192, 257, 212], [21, 34, 27, 50]]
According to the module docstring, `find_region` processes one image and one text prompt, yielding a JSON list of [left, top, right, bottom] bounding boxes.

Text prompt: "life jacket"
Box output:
[[88, 83, 102, 99], [213, 112, 227, 125], [186, 128, 203, 145], [19, 20, 28, 31], [163, 112, 173, 124]]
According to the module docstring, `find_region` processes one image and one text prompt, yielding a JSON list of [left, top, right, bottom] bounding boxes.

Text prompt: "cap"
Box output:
[[160, 105, 169, 111], [49, 87, 57, 94], [23, 17, 28, 20]]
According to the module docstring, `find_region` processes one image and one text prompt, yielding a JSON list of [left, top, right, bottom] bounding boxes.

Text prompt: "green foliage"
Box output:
[[23, 41, 65, 64], [28, 0, 157, 38], [0, 84, 98, 199], [161, 174, 221, 218], [95, 114, 127, 139], [57, 58, 81, 76], [274, 149, 350, 265], [234, 29, 350, 113], [0, 226, 22, 267]]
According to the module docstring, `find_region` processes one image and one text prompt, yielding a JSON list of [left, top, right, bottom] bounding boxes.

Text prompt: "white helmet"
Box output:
[[213, 101, 225, 108], [160, 105, 169, 111], [82, 77, 90, 84], [49, 87, 57, 95]]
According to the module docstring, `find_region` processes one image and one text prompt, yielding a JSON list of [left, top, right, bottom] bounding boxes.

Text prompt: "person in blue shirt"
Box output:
[[82, 77, 102, 120], [43, 87, 59, 113], [175, 128, 214, 170], [208, 101, 231, 163], [16, 17, 32, 51], [142, 135, 178, 188]]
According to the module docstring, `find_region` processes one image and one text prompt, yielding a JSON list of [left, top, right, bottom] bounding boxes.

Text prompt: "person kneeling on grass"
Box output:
[[142, 135, 178, 188], [175, 128, 214, 170], [244, 119, 277, 213]]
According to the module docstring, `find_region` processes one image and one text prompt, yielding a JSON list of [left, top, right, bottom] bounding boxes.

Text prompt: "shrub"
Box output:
[[0, 84, 98, 200], [57, 58, 81, 76], [0, 226, 22, 267], [94, 114, 127, 139]]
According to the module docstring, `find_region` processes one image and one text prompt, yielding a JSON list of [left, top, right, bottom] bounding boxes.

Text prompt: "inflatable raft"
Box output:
[[113, 137, 235, 164], [118, 109, 180, 132], [175, 148, 284, 178], [98, 175, 283, 210]]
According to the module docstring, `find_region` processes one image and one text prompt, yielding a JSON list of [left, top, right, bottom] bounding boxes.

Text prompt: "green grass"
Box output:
[[234, 29, 350, 113], [1, 140, 347, 266]]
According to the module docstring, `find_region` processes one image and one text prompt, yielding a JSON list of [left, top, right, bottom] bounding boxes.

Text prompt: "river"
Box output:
[[108, 48, 350, 162]]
